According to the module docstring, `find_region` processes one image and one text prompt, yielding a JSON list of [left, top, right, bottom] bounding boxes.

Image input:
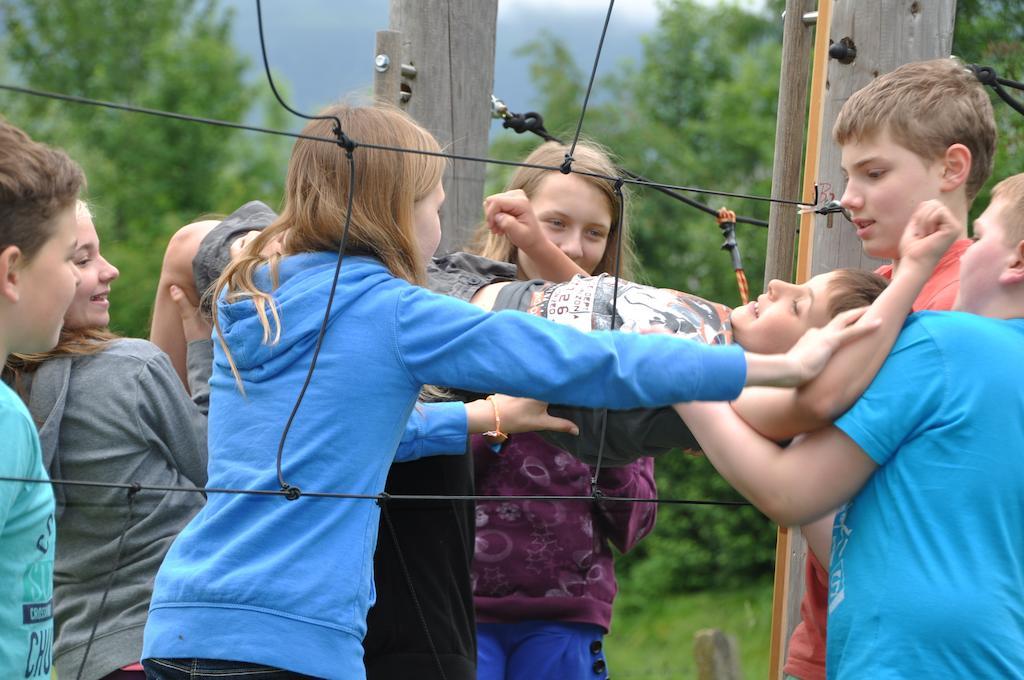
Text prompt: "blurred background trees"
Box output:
[[1, 0, 291, 336]]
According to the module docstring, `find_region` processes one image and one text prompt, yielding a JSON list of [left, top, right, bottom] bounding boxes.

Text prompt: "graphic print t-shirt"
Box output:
[[525, 274, 733, 343], [0, 382, 55, 678]]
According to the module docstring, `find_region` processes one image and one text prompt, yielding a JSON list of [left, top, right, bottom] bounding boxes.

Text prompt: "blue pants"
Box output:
[[142, 659, 315, 679], [477, 621, 609, 680]]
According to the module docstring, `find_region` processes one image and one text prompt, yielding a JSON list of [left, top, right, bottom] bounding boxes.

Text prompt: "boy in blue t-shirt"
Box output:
[[0, 120, 83, 676], [676, 174, 1024, 679]]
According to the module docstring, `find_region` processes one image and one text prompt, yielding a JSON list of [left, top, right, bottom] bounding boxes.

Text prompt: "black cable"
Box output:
[[0, 82, 810, 209], [254, 0, 360, 499], [271, 150, 356, 500], [589, 179, 628, 495], [497, 104, 768, 227], [562, 0, 617, 173], [75, 484, 139, 680], [255, 0, 354, 150], [970, 63, 1024, 117], [0, 476, 751, 507]]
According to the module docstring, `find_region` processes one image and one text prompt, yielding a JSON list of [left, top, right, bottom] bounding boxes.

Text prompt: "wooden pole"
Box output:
[[768, 3, 833, 677], [376, 0, 499, 254], [793, 0, 835, 284], [764, 0, 817, 287], [770, 1, 957, 678]]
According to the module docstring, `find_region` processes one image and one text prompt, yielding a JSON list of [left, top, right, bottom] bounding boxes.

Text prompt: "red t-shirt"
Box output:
[[782, 239, 972, 679]]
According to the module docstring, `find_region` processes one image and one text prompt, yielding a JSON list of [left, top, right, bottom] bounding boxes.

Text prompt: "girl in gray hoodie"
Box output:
[[5, 202, 209, 680]]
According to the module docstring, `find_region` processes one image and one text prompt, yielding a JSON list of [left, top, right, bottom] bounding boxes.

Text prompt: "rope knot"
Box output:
[[559, 155, 574, 174], [970, 64, 997, 86], [282, 484, 302, 501], [331, 123, 357, 155]]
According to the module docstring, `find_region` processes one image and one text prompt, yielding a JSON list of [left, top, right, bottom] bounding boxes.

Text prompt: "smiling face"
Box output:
[[730, 273, 837, 353], [412, 181, 445, 261], [63, 207, 120, 330], [517, 172, 613, 278], [839, 130, 946, 260]]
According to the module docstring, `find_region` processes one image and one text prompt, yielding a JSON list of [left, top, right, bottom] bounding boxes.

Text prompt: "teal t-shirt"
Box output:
[[830, 313, 1024, 679], [0, 382, 55, 677]]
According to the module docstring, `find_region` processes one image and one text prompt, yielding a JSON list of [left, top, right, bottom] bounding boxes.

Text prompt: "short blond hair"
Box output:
[[834, 58, 996, 202], [469, 140, 636, 279], [990, 173, 1024, 246]]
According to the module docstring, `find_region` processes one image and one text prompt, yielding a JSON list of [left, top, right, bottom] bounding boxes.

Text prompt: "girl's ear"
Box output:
[[0, 246, 23, 303], [939, 143, 971, 193]]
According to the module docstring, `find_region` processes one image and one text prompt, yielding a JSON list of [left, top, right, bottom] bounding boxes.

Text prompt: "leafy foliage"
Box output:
[[1, 0, 290, 337], [953, 0, 1024, 221]]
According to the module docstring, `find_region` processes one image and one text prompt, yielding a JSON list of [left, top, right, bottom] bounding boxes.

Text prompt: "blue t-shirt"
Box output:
[[0, 382, 55, 677], [829, 312, 1024, 679]]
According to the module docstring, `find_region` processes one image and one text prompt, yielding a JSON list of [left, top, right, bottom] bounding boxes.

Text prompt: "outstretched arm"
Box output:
[[396, 394, 579, 463], [674, 400, 875, 526], [732, 200, 962, 440]]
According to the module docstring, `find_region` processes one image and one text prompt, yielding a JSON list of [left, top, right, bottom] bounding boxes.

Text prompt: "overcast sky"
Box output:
[[498, 0, 662, 25], [498, 0, 766, 25]]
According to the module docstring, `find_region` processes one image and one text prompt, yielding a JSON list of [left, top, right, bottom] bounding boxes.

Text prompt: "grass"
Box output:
[[603, 578, 774, 679]]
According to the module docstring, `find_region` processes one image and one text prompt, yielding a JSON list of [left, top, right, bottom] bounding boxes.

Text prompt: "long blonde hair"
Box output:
[[470, 140, 636, 279], [213, 105, 445, 383]]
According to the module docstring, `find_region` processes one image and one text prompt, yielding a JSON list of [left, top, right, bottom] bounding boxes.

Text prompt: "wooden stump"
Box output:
[[694, 628, 742, 680]]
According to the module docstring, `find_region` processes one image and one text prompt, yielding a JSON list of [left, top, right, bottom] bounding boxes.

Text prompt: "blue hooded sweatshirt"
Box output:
[[143, 253, 745, 678]]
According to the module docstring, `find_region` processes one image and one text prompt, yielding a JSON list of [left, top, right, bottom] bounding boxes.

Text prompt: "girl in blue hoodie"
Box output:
[[141, 104, 865, 680]]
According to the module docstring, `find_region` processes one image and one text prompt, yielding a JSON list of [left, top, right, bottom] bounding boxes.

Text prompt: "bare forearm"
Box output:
[[674, 401, 874, 526]]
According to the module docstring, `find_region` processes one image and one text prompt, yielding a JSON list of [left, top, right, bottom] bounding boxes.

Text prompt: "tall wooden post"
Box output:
[[767, 2, 832, 676], [770, 1, 957, 677], [374, 0, 499, 254], [764, 0, 817, 286]]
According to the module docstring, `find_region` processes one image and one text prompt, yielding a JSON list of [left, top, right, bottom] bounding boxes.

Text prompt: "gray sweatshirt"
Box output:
[[22, 338, 209, 680]]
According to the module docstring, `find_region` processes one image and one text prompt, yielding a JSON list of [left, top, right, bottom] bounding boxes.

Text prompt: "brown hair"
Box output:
[[4, 200, 119, 386], [833, 58, 996, 202], [990, 173, 1024, 245], [469, 140, 636, 279], [213, 104, 445, 386], [4, 327, 119, 400], [826, 268, 889, 319], [0, 120, 85, 260]]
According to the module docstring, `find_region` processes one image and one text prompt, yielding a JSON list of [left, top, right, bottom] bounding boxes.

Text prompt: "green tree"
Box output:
[[953, 0, 1024, 219], [1, 0, 290, 337]]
